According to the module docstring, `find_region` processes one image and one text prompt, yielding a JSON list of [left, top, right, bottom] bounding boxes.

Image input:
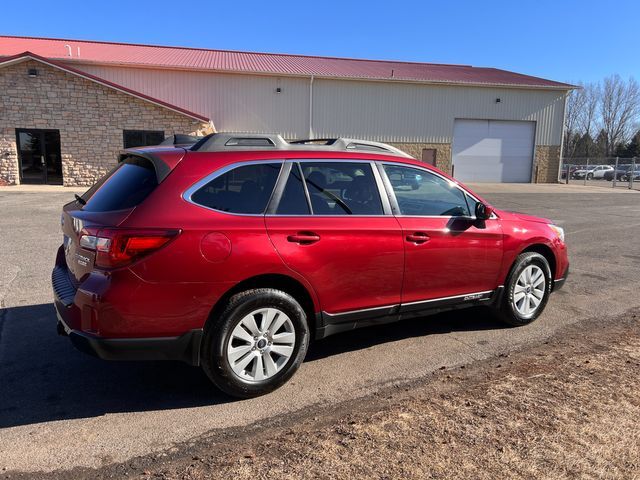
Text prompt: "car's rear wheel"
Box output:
[[201, 288, 309, 398], [495, 252, 552, 326]]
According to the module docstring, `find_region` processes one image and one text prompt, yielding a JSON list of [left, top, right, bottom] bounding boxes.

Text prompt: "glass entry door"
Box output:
[[16, 129, 63, 185]]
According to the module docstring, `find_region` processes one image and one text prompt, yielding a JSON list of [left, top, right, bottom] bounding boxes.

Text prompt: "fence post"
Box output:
[[584, 158, 589, 186], [613, 157, 619, 188], [565, 163, 569, 185]]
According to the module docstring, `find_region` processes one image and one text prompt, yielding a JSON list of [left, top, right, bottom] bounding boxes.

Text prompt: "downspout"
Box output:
[[308, 75, 314, 138]]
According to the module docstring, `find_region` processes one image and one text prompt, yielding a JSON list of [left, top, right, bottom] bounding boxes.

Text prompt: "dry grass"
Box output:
[[161, 319, 640, 480], [30, 316, 640, 480]]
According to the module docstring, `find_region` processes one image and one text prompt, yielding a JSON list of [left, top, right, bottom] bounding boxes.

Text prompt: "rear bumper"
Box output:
[[53, 257, 203, 365], [55, 305, 203, 365]]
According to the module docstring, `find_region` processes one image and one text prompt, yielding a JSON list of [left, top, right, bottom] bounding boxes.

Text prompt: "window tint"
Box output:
[[82, 156, 158, 212], [191, 163, 281, 214], [276, 164, 310, 215], [300, 162, 383, 215], [383, 165, 470, 216], [123, 130, 165, 148]]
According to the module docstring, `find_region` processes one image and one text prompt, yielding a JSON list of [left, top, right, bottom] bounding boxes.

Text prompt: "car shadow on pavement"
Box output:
[[0, 303, 229, 429], [0, 303, 505, 429]]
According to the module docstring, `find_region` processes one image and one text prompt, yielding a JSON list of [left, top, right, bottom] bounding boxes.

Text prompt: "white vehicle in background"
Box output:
[[572, 165, 613, 180]]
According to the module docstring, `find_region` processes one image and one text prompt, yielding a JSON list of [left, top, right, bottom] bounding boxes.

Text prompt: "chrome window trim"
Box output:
[[184, 158, 392, 218], [182, 159, 285, 217], [182, 157, 496, 220]]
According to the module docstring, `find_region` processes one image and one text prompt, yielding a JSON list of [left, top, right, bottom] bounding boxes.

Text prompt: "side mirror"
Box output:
[[475, 202, 494, 220]]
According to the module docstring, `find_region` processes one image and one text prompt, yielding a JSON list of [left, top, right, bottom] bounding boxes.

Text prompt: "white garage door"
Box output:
[[452, 119, 535, 183]]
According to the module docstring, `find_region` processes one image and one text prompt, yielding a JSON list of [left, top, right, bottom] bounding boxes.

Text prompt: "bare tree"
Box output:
[[563, 84, 586, 158], [600, 75, 640, 156], [574, 82, 601, 157]]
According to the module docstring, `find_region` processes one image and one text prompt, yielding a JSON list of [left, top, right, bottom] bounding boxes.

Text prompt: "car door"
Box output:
[[265, 160, 404, 320], [379, 163, 504, 308]]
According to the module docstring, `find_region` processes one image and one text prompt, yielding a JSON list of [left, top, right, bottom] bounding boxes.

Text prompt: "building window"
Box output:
[[123, 130, 165, 148]]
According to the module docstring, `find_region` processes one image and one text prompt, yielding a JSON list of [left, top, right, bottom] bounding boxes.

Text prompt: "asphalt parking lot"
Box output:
[[1, 183, 640, 475]]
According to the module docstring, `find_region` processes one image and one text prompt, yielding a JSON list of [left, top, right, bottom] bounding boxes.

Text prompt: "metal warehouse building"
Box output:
[[0, 36, 573, 186]]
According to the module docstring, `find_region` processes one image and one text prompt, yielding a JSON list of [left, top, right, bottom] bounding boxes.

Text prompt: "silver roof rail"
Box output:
[[190, 132, 413, 158]]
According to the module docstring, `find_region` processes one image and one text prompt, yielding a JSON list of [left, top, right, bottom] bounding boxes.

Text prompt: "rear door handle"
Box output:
[[406, 232, 430, 244], [287, 232, 321, 245]]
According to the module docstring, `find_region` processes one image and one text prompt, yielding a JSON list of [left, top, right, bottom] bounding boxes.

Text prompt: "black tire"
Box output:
[[586, 173, 593, 180], [495, 252, 552, 327], [201, 288, 310, 398]]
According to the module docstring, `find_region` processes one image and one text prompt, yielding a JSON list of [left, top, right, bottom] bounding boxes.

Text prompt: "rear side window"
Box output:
[[299, 162, 383, 215], [191, 163, 281, 214], [82, 156, 158, 212]]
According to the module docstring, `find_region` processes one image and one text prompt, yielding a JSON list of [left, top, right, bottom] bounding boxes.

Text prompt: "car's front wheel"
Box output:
[[586, 173, 594, 180], [495, 252, 552, 326], [201, 288, 310, 398]]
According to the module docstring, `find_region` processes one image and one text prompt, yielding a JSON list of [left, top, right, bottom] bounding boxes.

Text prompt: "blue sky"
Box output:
[[1, 0, 637, 84]]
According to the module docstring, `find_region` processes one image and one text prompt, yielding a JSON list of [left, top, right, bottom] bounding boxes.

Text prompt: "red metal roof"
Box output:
[[0, 35, 574, 89], [0, 51, 209, 121]]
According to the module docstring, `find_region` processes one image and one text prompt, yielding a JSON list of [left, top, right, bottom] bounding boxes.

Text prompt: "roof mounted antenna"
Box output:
[[64, 44, 72, 57]]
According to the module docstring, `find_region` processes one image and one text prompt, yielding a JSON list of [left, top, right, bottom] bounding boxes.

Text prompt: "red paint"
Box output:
[[200, 232, 232, 263], [54, 148, 569, 341], [1, 36, 574, 89]]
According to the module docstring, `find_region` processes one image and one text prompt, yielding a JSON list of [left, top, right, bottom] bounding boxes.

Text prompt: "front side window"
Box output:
[[299, 162, 383, 215], [191, 163, 281, 214], [383, 164, 471, 216]]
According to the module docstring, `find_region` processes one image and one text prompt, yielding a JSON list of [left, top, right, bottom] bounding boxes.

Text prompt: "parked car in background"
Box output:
[[604, 165, 633, 181], [572, 165, 612, 180], [53, 133, 569, 398], [621, 168, 640, 181], [560, 164, 579, 179]]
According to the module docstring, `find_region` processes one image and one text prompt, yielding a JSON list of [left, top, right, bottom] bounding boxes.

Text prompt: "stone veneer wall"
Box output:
[[388, 143, 452, 174], [0, 60, 209, 186], [534, 145, 561, 183]]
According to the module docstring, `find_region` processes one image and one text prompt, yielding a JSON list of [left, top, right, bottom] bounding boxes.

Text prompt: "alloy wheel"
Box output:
[[226, 307, 296, 382], [512, 265, 546, 317]]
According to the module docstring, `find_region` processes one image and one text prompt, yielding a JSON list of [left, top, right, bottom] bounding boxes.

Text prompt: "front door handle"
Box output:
[[406, 232, 430, 244], [287, 232, 321, 245]]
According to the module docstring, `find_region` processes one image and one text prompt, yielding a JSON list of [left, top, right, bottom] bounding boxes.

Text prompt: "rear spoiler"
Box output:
[[119, 148, 188, 183]]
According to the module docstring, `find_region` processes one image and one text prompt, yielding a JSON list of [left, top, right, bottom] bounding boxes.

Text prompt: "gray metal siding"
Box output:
[[74, 63, 310, 139], [312, 79, 566, 145], [72, 63, 566, 145]]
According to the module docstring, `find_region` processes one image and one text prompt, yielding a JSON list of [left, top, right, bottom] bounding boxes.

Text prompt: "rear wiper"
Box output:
[[74, 194, 86, 206]]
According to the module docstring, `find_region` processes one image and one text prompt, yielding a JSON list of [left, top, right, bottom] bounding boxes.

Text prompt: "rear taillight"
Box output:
[[79, 228, 180, 269]]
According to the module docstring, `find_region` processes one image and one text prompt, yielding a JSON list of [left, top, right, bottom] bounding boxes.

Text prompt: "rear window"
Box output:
[[81, 156, 158, 212], [190, 163, 281, 214]]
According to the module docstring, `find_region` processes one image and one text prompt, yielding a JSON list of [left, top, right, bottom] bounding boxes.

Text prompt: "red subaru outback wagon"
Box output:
[[53, 133, 569, 398]]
